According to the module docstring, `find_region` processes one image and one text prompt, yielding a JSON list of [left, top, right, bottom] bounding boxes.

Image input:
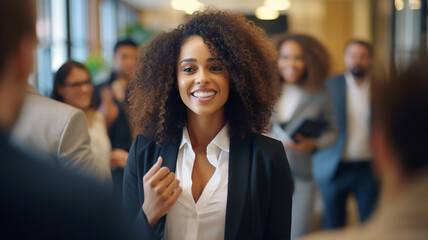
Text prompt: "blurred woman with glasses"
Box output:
[[52, 60, 112, 182]]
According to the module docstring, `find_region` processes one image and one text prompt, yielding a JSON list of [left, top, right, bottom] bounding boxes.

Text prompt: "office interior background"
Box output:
[[33, 0, 427, 96]]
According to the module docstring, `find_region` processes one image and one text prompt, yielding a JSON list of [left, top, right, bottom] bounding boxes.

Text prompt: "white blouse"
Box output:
[[276, 84, 303, 123], [343, 72, 371, 161], [88, 111, 112, 181], [164, 125, 230, 240]]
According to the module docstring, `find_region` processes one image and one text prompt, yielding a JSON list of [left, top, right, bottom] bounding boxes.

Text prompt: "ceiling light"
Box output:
[[255, 6, 279, 20], [264, 0, 291, 11], [409, 0, 421, 10], [395, 0, 404, 11], [171, 0, 204, 14]]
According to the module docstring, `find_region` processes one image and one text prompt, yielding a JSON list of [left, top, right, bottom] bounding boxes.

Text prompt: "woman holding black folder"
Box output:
[[270, 33, 338, 240]]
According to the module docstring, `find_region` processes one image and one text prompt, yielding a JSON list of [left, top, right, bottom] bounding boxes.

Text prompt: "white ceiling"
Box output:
[[122, 0, 274, 14]]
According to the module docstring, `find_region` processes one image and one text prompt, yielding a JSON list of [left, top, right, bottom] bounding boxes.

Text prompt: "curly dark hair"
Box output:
[[128, 9, 279, 144], [271, 33, 331, 90]]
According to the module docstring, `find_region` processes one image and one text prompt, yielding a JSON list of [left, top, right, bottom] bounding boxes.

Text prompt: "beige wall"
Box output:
[[324, 1, 353, 74], [288, 0, 372, 74], [139, 9, 186, 30], [136, 0, 376, 75]]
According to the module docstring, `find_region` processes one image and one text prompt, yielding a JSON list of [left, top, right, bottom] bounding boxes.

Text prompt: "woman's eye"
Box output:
[[210, 65, 223, 71], [183, 67, 195, 73]]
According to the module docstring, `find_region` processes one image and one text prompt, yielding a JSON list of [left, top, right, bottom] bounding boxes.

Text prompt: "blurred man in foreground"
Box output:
[[0, 1, 133, 238], [302, 58, 428, 239]]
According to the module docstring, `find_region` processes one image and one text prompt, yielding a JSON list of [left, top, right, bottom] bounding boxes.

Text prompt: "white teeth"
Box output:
[[284, 68, 296, 74], [192, 91, 215, 98]]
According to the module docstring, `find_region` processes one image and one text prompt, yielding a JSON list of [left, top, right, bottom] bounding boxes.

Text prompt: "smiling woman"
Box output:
[[124, 9, 293, 240], [52, 61, 112, 182], [269, 33, 338, 239]]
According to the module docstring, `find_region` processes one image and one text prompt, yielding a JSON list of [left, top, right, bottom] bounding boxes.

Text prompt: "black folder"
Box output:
[[291, 119, 327, 142]]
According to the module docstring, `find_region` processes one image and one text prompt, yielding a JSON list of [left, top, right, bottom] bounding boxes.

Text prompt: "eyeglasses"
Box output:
[[64, 79, 92, 88]]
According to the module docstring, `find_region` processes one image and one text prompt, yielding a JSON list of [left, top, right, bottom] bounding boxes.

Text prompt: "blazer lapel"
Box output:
[[152, 140, 180, 236], [290, 93, 311, 120], [336, 75, 347, 132], [159, 140, 180, 173], [225, 136, 251, 240], [284, 93, 312, 134]]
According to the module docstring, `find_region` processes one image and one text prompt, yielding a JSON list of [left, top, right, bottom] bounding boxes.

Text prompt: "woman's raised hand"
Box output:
[[142, 157, 182, 226]]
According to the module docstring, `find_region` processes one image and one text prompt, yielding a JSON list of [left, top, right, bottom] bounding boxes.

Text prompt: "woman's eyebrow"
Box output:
[[207, 58, 220, 62], [179, 58, 197, 65], [179, 57, 220, 65]]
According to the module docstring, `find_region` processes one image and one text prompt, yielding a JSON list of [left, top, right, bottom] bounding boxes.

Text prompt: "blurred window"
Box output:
[[100, 0, 139, 65], [36, 0, 67, 96], [35, 0, 140, 96], [393, 0, 427, 69], [70, 0, 89, 62], [100, 0, 117, 64]]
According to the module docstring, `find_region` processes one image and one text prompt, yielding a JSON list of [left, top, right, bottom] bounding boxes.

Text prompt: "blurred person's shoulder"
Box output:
[[0, 131, 134, 239], [11, 85, 88, 153], [325, 73, 346, 86], [22, 84, 83, 117]]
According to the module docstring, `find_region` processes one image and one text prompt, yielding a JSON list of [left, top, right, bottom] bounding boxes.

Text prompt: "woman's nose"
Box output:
[[195, 69, 209, 85], [288, 58, 297, 67], [81, 83, 93, 93]]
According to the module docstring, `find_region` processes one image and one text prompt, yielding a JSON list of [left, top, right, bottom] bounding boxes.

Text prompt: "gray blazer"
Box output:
[[11, 85, 110, 181], [271, 86, 337, 178]]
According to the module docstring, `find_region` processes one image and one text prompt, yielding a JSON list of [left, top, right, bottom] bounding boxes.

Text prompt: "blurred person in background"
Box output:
[[302, 58, 428, 240], [53, 60, 112, 182], [95, 39, 138, 201], [270, 33, 338, 239], [0, 0, 134, 238], [109, 39, 139, 104], [313, 40, 378, 229]]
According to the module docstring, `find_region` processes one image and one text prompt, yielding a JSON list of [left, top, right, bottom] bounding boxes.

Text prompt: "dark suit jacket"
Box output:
[[0, 131, 134, 240], [312, 74, 348, 182], [123, 133, 293, 240], [95, 77, 133, 203]]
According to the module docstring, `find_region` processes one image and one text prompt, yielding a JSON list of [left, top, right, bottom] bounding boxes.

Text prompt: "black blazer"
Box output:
[[123, 133, 293, 240]]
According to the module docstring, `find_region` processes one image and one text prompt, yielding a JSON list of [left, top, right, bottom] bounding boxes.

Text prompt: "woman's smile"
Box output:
[[191, 88, 217, 101]]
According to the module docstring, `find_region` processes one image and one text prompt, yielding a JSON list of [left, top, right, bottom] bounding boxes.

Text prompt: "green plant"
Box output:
[[84, 53, 106, 77]]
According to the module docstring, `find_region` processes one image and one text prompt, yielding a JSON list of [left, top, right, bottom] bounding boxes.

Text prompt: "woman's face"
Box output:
[[177, 35, 229, 119], [277, 40, 306, 84], [58, 67, 93, 111]]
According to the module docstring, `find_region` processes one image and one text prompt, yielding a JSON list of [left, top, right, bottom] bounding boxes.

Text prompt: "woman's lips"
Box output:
[[191, 89, 217, 102]]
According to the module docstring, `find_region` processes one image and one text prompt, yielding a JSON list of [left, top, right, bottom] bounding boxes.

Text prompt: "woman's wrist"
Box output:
[[142, 202, 159, 227]]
